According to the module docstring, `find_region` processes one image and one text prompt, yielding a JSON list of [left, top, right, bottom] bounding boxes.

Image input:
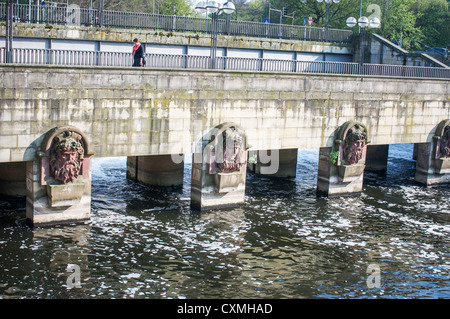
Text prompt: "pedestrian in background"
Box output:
[[132, 38, 144, 67]]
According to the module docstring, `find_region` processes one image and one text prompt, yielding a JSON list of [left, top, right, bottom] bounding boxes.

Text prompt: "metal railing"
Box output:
[[0, 2, 353, 43], [1, 47, 449, 79]]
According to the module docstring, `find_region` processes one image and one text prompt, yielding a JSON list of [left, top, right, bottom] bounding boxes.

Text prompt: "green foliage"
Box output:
[[413, 0, 449, 49], [381, 0, 422, 50], [329, 150, 339, 166], [236, 0, 448, 50]]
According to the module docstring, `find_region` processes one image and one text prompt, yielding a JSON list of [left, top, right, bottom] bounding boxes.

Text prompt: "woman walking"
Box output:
[[132, 38, 144, 67]]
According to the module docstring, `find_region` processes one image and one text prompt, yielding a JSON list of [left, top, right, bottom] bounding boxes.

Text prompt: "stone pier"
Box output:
[[26, 126, 93, 227], [365, 144, 389, 172], [0, 162, 26, 197], [191, 123, 249, 210], [317, 121, 370, 196], [415, 120, 450, 186], [126, 155, 184, 187], [247, 149, 298, 178]]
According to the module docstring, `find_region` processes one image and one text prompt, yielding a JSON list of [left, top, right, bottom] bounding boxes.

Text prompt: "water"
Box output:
[[0, 144, 449, 299]]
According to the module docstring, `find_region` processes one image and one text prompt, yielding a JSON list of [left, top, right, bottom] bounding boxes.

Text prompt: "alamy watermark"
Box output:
[[366, 264, 381, 288], [66, 264, 81, 289], [170, 120, 281, 174], [66, 4, 81, 26]]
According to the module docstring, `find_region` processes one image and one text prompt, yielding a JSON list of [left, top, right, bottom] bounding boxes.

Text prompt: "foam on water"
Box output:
[[0, 145, 449, 298]]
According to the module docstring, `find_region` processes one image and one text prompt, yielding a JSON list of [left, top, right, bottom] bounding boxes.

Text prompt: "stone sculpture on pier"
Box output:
[[26, 126, 93, 226], [317, 121, 370, 196], [415, 119, 450, 185], [191, 122, 249, 209]]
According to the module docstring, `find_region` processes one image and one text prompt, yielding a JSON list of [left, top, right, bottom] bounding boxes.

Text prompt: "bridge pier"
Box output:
[[126, 155, 184, 187], [415, 120, 450, 186], [247, 149, 298, 178], [317, 121, 370, 196], [190, 123, 249, 210], [0, 162, 27, 197], [365, 144, 389, 172], [26, 126, 93, 227]]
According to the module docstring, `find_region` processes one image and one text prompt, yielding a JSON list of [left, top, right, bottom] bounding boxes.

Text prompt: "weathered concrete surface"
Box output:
[[415, 142, 450, 185], [367, 34, 448, 68], [0, 65, 449, 164], [317, 146, 366, 196], [126, 154, 184, 186]]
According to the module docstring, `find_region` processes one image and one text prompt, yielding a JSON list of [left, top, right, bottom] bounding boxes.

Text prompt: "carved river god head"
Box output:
[[440, 125, 450, 158], [215, 126, 246, 174], [49, 131, 85, 184], [344, 124, 367, 165]]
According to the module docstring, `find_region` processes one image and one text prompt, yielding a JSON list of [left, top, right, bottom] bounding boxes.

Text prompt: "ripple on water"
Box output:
[[0, 146, 449, 298]]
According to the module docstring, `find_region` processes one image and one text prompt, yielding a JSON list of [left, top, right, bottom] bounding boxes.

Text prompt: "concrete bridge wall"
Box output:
[[0, 65, 448, 164]]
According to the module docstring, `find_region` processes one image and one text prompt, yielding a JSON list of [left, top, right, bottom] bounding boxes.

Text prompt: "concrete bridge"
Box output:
[[0, 64, 449, 226]]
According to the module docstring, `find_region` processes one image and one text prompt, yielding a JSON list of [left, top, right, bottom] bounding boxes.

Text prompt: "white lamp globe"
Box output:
[[195, 1, 207, 14], [206, 0, 220, 14], [222, 1, 235, 15], [358, 16, 369, 28], [369, 17, 381, 28], [346, 17, 357, 28]]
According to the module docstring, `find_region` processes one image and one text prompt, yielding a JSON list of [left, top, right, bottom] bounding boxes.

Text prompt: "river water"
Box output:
[[0, 144, 448, 299]]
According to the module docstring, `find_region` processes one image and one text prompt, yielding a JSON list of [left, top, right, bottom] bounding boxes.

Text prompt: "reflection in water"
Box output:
[[0, 145, 449, 299]]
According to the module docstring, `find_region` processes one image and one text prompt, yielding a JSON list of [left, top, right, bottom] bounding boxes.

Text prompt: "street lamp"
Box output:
[[317, 0, 340, 42], [195, 1, 235, 69], [346, 15, 380, 67]]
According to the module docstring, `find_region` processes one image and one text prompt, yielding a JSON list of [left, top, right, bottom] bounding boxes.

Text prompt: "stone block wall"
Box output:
[[368, 33, 448, 68], [0, 65, 448, 164]]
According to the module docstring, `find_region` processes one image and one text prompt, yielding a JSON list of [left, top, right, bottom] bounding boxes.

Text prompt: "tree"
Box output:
[[238, 0, 266, 22], [158, 0, 193, 16], [233, 0, 250, 21], [380, 0, 424, 50], [413, 0, 449, 48]]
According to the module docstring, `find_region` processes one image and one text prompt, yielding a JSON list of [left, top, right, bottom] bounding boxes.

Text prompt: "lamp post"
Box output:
[[346, 15, 380, 67], [317, 0, 340, 42], [5, 0, 14, 63], [98, 0, 104, 27], [195, 1, 235, 69]]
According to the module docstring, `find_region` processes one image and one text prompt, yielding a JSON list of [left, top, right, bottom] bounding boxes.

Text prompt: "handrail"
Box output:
[[0, 2, 353, 43], [1, 48, 449, 79]]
